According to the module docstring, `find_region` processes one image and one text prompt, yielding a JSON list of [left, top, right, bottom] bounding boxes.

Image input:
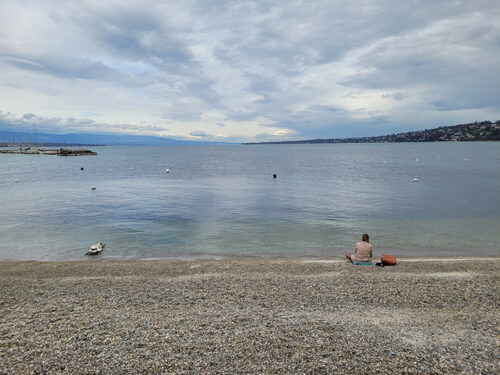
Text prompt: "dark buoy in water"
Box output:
[[273, 174, 277, 179], [80, 167, 84, 171]]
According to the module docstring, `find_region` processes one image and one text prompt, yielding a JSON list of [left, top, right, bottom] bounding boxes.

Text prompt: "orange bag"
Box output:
[[381, 253, 397, 266]]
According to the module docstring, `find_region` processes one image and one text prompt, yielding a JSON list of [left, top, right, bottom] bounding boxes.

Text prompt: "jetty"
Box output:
[[0, 147, 97, 156]]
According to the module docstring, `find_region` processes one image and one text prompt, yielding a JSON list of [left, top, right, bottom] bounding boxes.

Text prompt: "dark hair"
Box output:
[[362, 233, 370, 243]]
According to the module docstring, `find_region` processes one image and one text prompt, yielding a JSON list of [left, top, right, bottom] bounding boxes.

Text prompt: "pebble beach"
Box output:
[[1, 257, 498, 374]]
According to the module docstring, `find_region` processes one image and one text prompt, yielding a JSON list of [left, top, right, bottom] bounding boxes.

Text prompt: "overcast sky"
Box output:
[[0, 0, 499, 142]]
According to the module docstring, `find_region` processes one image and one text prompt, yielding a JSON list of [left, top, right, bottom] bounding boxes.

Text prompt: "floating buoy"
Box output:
[[80, 167, 84, 171], [413, 178, 419, 182], [91, 186, 96, 190], [165, 169, 170, 173]]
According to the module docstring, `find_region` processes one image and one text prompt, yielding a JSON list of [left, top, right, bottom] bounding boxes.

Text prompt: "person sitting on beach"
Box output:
[[345, 234, 373, 264]]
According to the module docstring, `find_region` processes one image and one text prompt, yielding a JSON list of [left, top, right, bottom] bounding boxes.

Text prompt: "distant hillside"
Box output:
[[244, 120, 500, 144], [0, 130, 227, 146]]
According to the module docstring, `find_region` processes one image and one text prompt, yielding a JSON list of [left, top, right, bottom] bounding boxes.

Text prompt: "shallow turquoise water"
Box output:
[[0, 143, 499, 260]]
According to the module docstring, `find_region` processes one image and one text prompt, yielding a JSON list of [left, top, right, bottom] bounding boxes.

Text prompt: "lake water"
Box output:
[[0, 143, 499, 261]]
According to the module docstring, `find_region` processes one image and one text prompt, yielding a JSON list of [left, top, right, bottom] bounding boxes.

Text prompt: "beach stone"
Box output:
[[0, 258, 498, 374]]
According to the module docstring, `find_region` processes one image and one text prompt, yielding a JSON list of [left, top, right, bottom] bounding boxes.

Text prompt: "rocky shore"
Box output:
[[1, 258, 498, 374], [0, 147, 97, 156]]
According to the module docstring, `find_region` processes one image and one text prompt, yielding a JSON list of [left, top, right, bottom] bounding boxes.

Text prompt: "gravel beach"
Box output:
[[1, 257, 498, 374]]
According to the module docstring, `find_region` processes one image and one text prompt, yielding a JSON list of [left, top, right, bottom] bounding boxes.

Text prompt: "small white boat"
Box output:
[[87, 242, 105, 255]]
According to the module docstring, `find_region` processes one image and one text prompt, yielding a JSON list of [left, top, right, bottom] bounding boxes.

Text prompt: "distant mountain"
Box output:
[[0, 130, 228, 146], [244, 120, 500, 144]]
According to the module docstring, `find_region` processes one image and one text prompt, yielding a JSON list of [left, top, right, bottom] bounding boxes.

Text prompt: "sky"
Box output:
[[0, 0, 499, 142]]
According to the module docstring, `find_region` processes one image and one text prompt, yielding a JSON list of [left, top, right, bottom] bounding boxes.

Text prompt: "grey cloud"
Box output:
[[340, 14, 500, 111], [430, 98, 490, 112], [245, 72, 280, 97], [190, 130, 210, 137], [261, 106, 393, 139], [183, 79, 222, 108], [0, 111, 166, 135], [161, 103, 206, 122], [210, 1, 486, 74], [65, 117, 96, 126], [392, 93, 404, 101], [308, 105, 341, 113], [225, 110, 261, 122], [430, 99, 467, 112], [67, 2, 223, 108], [207, 1, 500, 127], [1, 55, 141, 87], [0, 111, 93, 132], [76, 3, 193, 68], [382, 92, 404, 101]]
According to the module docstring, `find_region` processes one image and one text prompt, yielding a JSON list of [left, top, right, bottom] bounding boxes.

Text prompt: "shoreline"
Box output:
[[1, 254, 499, 265], [1, 257, 498, 374]]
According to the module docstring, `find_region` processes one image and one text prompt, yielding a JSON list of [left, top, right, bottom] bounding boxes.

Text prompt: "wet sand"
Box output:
[[1, 257, 498, 374]]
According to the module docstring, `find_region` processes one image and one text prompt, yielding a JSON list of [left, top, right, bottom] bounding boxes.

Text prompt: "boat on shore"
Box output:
[[87, 242, 105, 255]]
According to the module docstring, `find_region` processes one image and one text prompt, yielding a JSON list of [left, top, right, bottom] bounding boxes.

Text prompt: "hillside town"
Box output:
[[245, 120, 500, 144]]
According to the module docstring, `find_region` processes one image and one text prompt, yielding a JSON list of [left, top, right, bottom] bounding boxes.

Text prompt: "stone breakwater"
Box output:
[[0, 258, 498, 374]]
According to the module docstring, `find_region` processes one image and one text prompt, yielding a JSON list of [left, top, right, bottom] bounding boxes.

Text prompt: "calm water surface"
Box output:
[[0, 143, 499, 260]]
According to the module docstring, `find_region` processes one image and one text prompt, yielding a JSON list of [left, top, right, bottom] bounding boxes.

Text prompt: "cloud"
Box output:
[[190, 130, 210, 137], [0, 55, 140, 86], [0, 111, 167, 135], [0, 0, 498, 140], [339, 13, 500, 111], [78, 2, 193, 67], [23, 113, 37, 120]]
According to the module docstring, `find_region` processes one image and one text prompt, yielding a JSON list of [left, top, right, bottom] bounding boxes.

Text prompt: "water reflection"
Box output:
[[0, 143, 499, 260]]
